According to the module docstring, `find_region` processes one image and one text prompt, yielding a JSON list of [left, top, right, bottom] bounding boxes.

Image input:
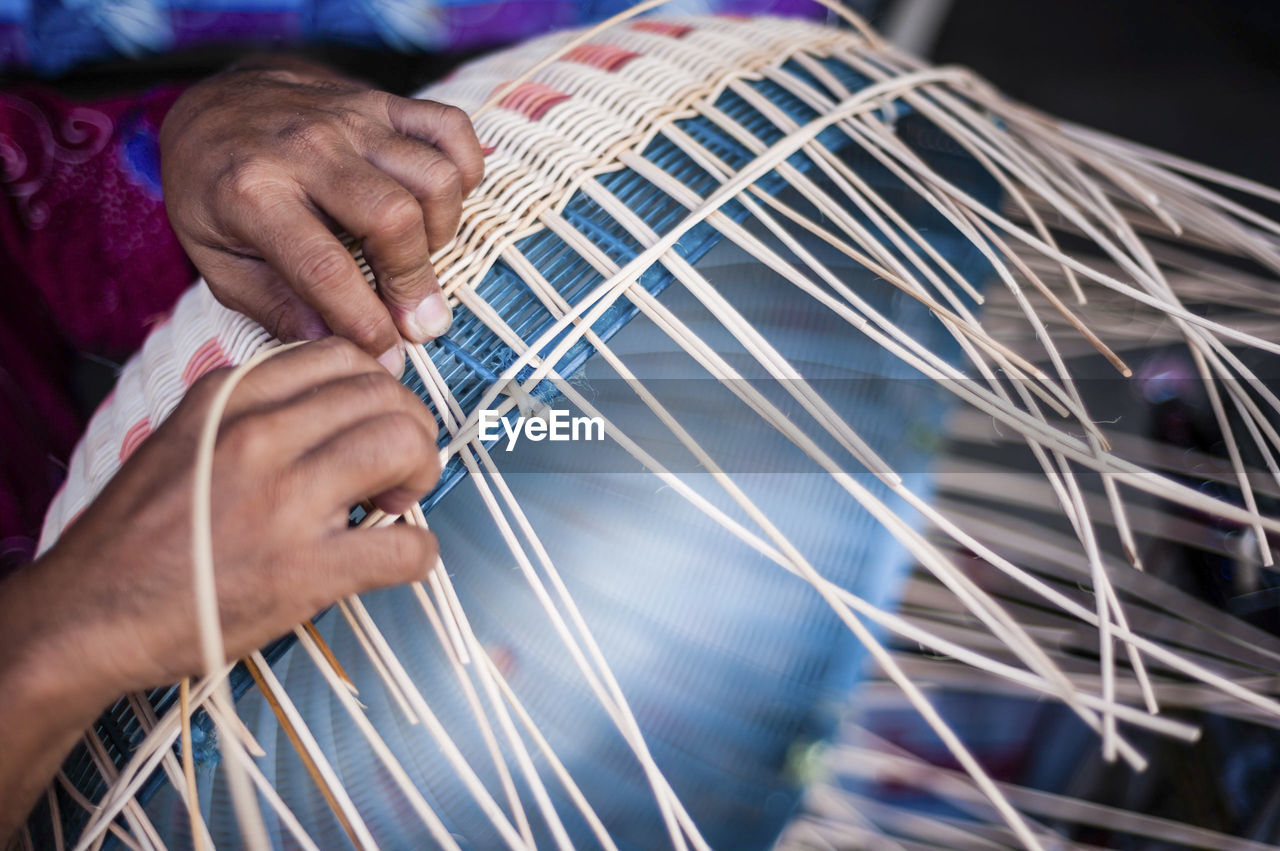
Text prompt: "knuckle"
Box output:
[[380, 412, 433, 458], [275, 117, 343, 155], [460, 157, 485, 191], [441, 105, 485, 186], [215, 159, 281, 202], [390, 529, 434, 576], [259, 466, 298, 516], [221, 418, 275, 464], [437, 104, 472, 136], [351, 370, 404, 410], [341, 311, 393, 352], [420, 409, 440, 444], [296, 244, 354, 295], [359, 89, 395, 115], [421, 158, 462, 201], [334, 103, 373, 138], [259, 297, 300, 339], [271, 117, 309, 145], [311, 335, 363, 370], [369, 190, 424, 239]]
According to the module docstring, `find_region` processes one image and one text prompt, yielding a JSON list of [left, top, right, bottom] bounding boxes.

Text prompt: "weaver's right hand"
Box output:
[[4, 336, 441, 697], [0, 337, 443, 840]]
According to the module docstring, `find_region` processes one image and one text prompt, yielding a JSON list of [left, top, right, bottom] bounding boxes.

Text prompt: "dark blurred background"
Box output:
[[896, 0, 1280, 187], [852, 2, 1280, 846]]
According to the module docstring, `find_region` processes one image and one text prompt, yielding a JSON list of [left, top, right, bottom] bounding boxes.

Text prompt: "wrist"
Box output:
[[0, 551, 127, 729], [0, 551, 127, 842]]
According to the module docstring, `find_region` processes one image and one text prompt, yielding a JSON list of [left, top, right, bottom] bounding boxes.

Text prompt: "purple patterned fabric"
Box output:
[[0, 83, 195, 573], [1, 0, 842, 76]]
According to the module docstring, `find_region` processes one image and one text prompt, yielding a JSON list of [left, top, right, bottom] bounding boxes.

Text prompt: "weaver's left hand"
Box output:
[[160, 57, 485, 375]]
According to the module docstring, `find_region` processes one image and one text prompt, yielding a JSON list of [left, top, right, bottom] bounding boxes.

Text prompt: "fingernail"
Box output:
[[378, 345, 405, 379], [412, 293, 453, 339]]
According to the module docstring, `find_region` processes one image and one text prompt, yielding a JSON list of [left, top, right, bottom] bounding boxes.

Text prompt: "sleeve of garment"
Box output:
[[0, 82, 197, 574]]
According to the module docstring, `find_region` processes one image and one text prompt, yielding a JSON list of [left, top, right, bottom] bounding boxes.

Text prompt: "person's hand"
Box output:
[[160, 60, 485, 375], [0, 338, 442, 838], [11, 337, 442, 696]]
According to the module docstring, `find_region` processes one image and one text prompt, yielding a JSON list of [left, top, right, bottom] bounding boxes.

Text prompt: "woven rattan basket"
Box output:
[[30, 9, 1280, 850]]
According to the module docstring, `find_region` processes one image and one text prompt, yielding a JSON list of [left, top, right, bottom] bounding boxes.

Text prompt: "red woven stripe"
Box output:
[[563, 43, 641, 72], [631, 20, 694, 38], [119, 418, 152, 462], [496, 81, 571, 121], [182, 338, 231, 387]]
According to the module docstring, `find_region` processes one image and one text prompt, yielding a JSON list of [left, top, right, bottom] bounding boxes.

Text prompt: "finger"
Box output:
[[222, 186, 406, 374], [365, 130, 463, 250], [307, 157, 451, 343], [294, 411, 442, 516], [192, 245, 329, 343], [307, 525, 438, 600], [383, 96, 485, 195], [224, 337, 394, 420], [180, 337, 386, 437], [240, 370, 436, 461]]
